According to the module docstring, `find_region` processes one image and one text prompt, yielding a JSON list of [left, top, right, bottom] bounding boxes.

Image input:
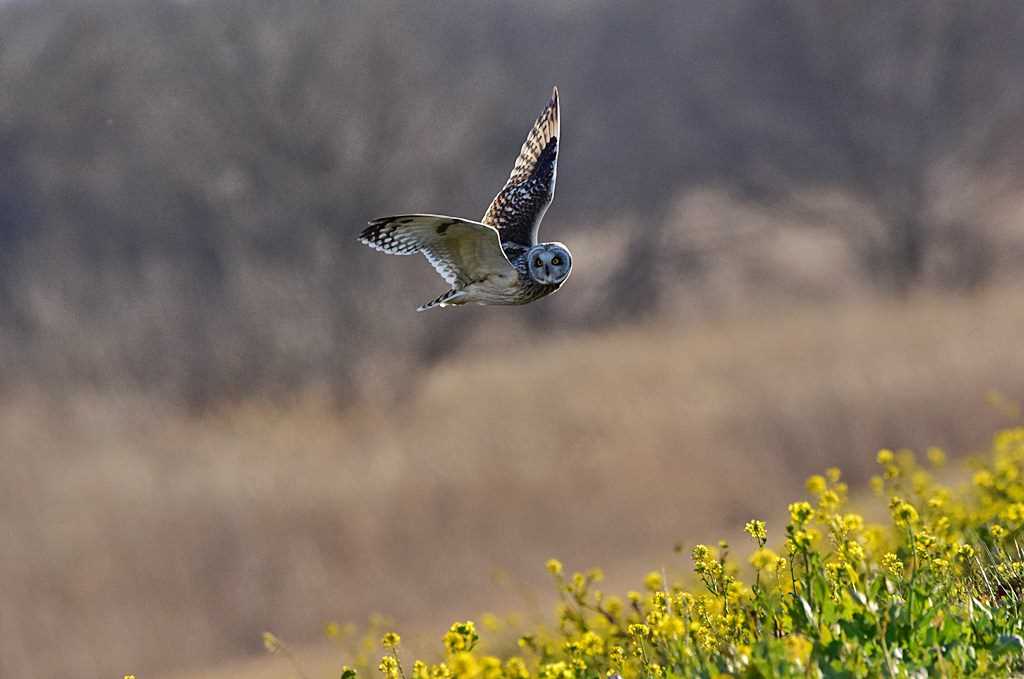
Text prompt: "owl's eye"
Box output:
[[534, 257, 543, 268], [551, 256, 561, 266]]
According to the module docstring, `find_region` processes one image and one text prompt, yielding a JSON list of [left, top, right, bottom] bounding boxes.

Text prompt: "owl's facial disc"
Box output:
[[527, 242, 572, 285]]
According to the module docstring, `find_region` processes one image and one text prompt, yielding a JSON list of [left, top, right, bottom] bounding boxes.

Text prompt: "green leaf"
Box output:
[[798, 595, 817, 628], [812, 575, 828, 610], [940, 615, 964, 644], [993, 634, 1024, 657], [869, 574, 886, 601]]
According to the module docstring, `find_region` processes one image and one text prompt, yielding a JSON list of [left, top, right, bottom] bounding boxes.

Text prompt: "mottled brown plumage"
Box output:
[[359, 87, 571, 311]]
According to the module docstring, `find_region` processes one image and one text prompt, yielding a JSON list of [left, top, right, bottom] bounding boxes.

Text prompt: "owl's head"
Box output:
[[527, 242, 572, 285]]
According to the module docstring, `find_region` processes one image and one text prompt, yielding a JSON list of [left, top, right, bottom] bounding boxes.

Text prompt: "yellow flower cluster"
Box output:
[[444, 621, 479, 654], [302, 426, 1024, 679], [744, 519, 767, 546]]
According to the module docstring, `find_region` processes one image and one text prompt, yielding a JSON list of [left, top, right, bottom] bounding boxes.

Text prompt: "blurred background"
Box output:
[[2, 1, 1024, 677]]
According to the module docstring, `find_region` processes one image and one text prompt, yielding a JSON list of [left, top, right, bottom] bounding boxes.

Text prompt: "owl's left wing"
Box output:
[[359, 214, 516, 287], [482, 86, 559, 247]]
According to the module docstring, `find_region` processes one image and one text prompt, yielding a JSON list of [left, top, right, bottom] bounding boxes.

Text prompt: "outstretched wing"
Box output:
[[482, 86, 559, 247], [359, 214, 516, 287]]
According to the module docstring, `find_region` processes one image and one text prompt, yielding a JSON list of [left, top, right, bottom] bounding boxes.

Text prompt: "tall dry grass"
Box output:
[[3, 288, 1023, 679]]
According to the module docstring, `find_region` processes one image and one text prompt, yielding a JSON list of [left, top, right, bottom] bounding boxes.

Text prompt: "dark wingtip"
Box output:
[[359, 217, 385, 241]]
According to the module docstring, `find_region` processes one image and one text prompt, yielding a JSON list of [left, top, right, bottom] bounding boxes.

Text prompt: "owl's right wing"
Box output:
[[481, 86, 559, 247], [359, 214, 516, 287]]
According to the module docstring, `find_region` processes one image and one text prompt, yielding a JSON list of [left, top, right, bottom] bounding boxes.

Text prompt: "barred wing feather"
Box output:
[[481, 86, 559, 247], [358, 214, 515, 287]]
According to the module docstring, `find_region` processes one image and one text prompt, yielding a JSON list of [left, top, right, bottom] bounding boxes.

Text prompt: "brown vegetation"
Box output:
[[2, 1, 1024, 405], [2, 286, 1021, 678]]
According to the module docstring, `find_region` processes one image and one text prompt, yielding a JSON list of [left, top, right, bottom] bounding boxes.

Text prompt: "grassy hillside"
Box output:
[[5, 288, 1023, 678], [263, 428, 1024, 678]]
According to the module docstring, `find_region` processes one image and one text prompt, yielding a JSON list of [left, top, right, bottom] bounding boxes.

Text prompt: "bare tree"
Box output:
[[685, 0, 1024, 291]]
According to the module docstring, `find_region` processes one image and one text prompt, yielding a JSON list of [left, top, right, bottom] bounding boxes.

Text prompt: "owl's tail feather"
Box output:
[[417, 288, 463, 312]]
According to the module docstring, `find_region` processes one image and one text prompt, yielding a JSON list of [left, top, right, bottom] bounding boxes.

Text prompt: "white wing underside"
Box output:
[[358, 214, 517, 288]]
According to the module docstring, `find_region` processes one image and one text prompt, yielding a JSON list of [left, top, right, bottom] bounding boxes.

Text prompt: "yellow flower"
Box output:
[[444, 622, 478, 654], [744, 519, 767, 543], [449, 652, 478, 678], [913, 531, 937, 557], [881, 552, 903, 578], [1000, 503, 1024, 524], [539, 661, 574, 679], [379, 656, 400, 679], [889, 497, 918, 526], [805, 475, 827, 496], [991, 524, 1007, 540], [692, 544, 722, 578], [783, 634, 813, 666], [627, 623, 650, 638], [413, 662, 429, 679], [819, 489, 841, 512], [843, 513, 864, 533], [788, 502, 813, 526], [480, 656, 501, 679], [545, 559, 564, 577], [877, 449, 895, 465], [644, 571, 664, 591], [749, 547, 779, 571], [382, 632, 401, 648], [927, 447, 946, 467], [656, 615, 685, 638], [787, 530, 813, 553], [430, 663, 454, 679], [504, 658, 529, 679], [974, 470, 994, 488], [578, 630, 604, 656]]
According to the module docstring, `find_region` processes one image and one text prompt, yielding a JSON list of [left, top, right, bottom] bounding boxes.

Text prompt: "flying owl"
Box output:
[[359, 87, 571, 311]]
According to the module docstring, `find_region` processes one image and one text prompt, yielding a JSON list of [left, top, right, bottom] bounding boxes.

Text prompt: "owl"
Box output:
[[359, 87, 572, 311]]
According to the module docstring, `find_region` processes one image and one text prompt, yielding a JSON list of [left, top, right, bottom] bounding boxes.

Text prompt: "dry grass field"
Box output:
[[5, 286, 1024, 679]]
